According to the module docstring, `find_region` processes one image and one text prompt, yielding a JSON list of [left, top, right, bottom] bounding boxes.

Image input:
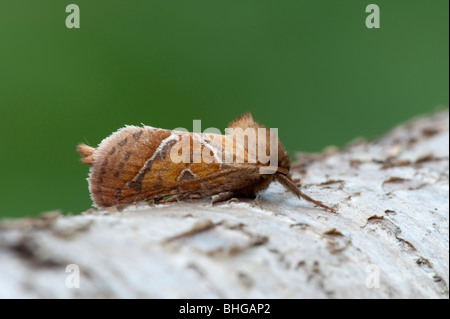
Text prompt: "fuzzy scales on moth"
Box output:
[[77, 113, 335, 212]]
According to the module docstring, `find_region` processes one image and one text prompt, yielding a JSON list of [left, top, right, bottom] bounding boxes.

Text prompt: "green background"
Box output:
[[0, 1, 448, 218]]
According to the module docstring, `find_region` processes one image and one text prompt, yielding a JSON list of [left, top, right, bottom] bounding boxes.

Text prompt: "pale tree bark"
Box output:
[[0, 110, 448, 298]]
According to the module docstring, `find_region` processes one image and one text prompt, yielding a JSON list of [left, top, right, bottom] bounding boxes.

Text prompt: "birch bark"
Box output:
[[0, 111, 448, 298]]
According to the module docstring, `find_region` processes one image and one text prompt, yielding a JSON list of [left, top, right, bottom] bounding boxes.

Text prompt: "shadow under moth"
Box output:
[[77, 113, 335, 212]]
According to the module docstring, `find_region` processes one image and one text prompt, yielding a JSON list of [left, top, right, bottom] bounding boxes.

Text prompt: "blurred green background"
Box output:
[[0, 1, 448, 218]]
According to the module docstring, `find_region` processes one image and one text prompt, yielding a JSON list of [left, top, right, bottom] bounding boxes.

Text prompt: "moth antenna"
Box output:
[[275, 173, 336, 213], [77, 143, 96, 166]]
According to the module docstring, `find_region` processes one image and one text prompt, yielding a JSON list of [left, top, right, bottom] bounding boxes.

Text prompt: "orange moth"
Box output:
[[77, 113, 335, 212]]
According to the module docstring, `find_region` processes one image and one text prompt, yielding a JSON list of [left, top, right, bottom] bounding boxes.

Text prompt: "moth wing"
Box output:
[[90, 128, 265, 208], [88, 125, 173, 208], [135, 132, 263, 201]]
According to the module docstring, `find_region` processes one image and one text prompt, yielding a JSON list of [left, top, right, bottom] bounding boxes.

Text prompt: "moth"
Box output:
[[77, 113, 335, 212]]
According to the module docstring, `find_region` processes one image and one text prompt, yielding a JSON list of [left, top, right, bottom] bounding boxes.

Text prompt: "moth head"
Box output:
[[229, 112, 291, 174]]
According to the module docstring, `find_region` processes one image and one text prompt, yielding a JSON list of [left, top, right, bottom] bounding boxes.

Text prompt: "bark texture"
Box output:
[[0, 111, 448, 298]]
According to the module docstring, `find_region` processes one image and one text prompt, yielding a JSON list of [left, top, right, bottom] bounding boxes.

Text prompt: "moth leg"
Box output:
[[295, 188, 337, 213], [211, 191, 235, 204], [188, 193, 204, 199], [275, 174, 336, 213], [158, 195, 180, 204]]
